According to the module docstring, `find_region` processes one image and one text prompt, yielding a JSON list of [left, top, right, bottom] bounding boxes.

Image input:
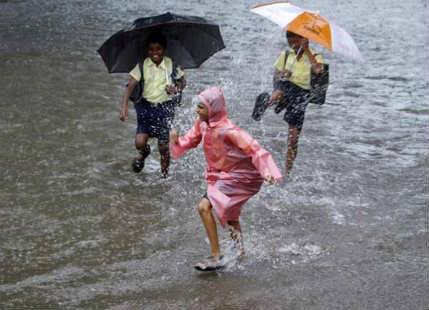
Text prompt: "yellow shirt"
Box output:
[[129, 56, 184, 104], [274, 49, 323, 90]]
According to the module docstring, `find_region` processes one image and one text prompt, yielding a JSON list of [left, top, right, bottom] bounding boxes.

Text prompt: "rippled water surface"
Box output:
[[0, 0, 428, 309]]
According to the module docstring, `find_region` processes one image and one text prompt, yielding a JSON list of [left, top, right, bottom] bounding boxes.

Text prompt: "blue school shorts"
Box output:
[[134, 99, 175, 142], [274, 80, 311, 131]]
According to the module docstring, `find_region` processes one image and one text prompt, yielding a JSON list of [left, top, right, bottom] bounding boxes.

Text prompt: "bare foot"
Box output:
[[229, 226, 245, 259]]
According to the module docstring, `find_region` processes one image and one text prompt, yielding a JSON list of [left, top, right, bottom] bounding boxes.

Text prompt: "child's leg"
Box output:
[[158, 140, 170, 177], [286, 127, 301, 174], [282, 86, 310, 175], [132, 133, 151, 172], [197, 198, 221, 258], [135, 133, 150, 158], [227, 220, 245, 258], [270, 89, 285, 105]]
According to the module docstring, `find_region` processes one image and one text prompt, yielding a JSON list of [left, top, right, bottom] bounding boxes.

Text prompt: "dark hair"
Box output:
[[146, 32, 167, 48], [286, 31, 300, 39]]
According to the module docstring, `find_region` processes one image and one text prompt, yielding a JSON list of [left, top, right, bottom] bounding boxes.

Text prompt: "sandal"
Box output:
[[252, 92, 270, 121], [131, 145, 151, 173], [132, 157, 145, 173], [194, 255, 225, 271]]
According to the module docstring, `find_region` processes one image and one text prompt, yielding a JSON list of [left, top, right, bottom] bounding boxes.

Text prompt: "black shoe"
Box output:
[[252, 92, 270, 121], [131, 157, 145, 173]]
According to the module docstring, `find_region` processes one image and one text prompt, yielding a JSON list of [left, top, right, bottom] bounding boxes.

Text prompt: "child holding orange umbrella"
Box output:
[[269, 31, 324, 174]]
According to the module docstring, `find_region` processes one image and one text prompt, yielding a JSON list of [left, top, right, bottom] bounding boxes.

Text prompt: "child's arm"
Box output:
[[166, 77, 186, 95], [169, 119, 203, 159], [226, 129, 283, 182], [121, 63, 142, 121], [273, 51, 292, 84], [273, 69, 283, 83], [301, 40, 323, 74], [176, 77, 186, 92], [120, 77, 138, 121], [167, 66, 186, 94]]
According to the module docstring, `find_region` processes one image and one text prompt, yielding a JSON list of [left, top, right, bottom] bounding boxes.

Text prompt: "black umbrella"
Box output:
[[97, 12, 225, 73]]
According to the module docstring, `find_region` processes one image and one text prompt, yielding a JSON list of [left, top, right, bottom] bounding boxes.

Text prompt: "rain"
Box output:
[[0, 0, 428, 309]]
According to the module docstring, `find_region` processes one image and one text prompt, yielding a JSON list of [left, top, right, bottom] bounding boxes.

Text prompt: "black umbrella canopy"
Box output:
[[97, 12, 225, 73]]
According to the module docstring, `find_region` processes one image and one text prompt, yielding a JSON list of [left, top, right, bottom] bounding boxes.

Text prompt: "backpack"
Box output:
[[310, 61, 329, 105], [283, 50, 329, 105], [128, 60, 183, 106]]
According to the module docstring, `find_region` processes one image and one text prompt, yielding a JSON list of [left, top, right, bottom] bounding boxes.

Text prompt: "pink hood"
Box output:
[[198, 86, 228, 127]]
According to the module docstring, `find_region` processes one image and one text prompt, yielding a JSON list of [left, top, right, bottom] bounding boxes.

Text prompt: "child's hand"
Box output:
[[169, 129, 179, 144], [264, 174, 277, 185], [280, 70, 292, 79], [120, 105, 128, 121], [165, 85, 177, 95], [269, 90, 284, 106], [299, 37, 310, 51]]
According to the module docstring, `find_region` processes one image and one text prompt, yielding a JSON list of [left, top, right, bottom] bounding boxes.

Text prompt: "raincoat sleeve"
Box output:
[[226, 129, 283, 181], [170, 119, 203, 159]]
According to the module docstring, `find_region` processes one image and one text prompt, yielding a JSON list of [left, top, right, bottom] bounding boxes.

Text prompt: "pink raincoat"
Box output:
[[170, 87, 283, 227]]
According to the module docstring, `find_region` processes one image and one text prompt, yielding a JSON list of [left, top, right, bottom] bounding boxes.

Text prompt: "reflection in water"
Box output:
[[0, 0, 428, 309]]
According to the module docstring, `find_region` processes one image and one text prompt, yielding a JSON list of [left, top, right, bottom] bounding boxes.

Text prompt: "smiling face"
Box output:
[[195, 100, 209, 123], [147, 42, 165, 65]]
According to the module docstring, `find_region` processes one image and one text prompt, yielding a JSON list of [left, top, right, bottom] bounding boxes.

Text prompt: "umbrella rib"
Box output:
[[130, 21, 221, 32]]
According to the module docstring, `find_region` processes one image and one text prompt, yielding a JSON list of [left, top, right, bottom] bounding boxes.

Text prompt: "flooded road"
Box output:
[[0, 0, 428, 309]]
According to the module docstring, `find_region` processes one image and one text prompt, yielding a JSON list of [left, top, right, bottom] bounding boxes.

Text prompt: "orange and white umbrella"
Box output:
[[251, 1, 363, 61]]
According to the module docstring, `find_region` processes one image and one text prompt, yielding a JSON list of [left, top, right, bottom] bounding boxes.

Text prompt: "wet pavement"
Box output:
[[0, 0, 428, 309]]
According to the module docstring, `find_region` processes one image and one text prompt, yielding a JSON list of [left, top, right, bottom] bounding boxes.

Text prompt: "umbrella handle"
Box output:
[[286, 46, 302, 72], [280, 46, 302, 82], [165, 66, 171, 85]]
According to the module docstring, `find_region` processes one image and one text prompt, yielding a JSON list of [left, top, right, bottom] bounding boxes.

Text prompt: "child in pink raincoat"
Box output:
[[170, 86, 283, 271]]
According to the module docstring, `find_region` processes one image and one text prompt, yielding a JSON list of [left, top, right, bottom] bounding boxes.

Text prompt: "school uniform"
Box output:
[[273, 49, 323, 130], [129, 57, 184, 142]]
